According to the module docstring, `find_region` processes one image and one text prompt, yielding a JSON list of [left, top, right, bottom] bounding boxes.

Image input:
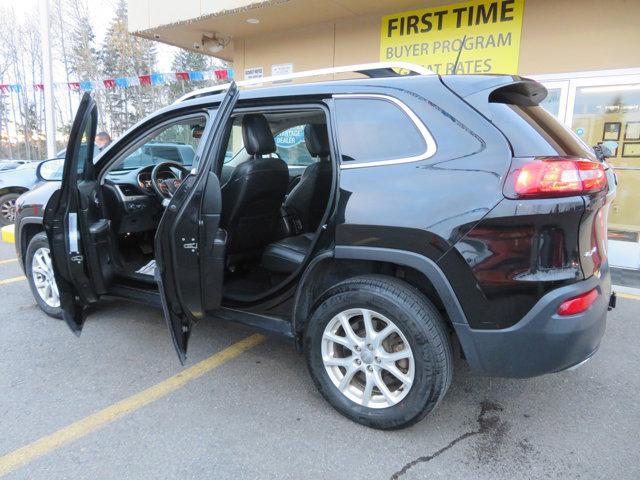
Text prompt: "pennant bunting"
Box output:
[[151, 73, 165, 85], [214, 69, 228, 80], [0, 68, 234, 93]]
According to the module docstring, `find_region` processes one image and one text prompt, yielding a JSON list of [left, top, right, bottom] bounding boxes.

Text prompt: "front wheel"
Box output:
[[305, 275, 452, 430], [25, 232, 62, 319]]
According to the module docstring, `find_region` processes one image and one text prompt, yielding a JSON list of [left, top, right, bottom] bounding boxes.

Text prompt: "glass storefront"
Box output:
[[536, 71, 640, 271]]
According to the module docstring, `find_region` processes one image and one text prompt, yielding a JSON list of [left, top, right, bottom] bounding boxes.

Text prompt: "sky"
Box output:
[[7, 0, 179, 73]]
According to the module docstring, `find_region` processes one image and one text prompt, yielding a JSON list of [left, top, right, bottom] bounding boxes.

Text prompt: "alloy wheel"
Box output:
[[321, 308, 415, 409], [31, 247, 60, 308], [0, 198, 16, 223]]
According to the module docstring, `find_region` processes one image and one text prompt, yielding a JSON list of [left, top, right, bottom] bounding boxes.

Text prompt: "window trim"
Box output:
[[332, 93, 437, 169]]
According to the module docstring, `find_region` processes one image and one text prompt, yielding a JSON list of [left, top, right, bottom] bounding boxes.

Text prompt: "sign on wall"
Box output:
[[380, 0, 524, 74]]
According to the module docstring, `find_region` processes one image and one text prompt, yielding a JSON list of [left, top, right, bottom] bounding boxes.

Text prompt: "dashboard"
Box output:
[[102, 165, 180, 234]]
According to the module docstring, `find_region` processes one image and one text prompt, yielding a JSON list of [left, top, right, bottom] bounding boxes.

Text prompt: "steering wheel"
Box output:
[[150, 161, 190, 201]]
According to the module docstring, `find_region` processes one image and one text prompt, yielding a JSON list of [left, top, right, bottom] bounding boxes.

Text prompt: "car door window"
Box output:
[[112, 117, 207, 171]]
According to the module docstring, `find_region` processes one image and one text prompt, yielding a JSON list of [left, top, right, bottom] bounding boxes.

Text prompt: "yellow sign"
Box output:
[[380, 0, 524, 75]]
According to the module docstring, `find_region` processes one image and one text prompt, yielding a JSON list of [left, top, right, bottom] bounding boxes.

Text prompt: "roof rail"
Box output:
[[174, 62, 434, 103]]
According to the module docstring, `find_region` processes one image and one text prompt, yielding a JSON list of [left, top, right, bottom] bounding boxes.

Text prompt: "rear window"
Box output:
[[487, 102, 594, 158]]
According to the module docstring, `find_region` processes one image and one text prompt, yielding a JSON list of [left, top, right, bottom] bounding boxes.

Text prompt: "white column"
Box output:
[[40, 0, 56, 158]]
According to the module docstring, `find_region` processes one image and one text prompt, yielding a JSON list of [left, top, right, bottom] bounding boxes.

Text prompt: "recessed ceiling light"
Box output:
[[246, 18, 260, 24]]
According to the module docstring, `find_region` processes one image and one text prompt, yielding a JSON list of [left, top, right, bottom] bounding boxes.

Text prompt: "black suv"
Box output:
[[14, 64, 616, 430]]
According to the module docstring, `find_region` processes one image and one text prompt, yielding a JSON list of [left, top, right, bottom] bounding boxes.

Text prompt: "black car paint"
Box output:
[[14, 73, 613, 377]]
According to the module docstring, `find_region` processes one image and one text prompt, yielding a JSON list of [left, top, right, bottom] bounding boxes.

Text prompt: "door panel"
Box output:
[[155, 83, 239, 362], [43, 92, 111, 333]]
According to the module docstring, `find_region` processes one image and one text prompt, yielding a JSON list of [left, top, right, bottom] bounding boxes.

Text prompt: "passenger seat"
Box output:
[[261, 232, 314, 274], [283, 123, 332, 232]]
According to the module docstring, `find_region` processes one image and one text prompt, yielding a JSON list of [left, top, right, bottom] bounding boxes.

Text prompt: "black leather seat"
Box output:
[[284, 123, 332, 231], [261, 233, 314, 274], [221, 114, 289, 262]]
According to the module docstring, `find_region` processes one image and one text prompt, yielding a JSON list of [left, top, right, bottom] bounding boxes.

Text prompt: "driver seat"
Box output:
[[221, 114, 289, 264]]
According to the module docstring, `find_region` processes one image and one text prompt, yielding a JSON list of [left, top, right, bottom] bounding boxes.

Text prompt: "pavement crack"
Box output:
[[390, 401, 503, 479]]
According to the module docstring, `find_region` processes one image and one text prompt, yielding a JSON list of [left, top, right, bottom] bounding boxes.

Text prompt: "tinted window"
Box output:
[[334, 98, 426, 164], [487, 104, 594, 158]]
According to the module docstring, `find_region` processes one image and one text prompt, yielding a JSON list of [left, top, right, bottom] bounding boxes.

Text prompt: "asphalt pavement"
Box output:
[[0, 240, 638, 479]]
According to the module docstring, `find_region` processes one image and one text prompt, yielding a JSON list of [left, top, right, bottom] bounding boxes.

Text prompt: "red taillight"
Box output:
[[557, 288, 598, 316], [509, 157, 607, 198]]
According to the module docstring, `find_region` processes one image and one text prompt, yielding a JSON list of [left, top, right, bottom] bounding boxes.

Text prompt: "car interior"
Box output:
[[98, 108, 334, 303]]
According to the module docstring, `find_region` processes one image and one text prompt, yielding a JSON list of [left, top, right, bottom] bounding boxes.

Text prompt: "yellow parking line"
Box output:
[[617, 292, 640, 301], [0, 258, 18, 265], [0, 276, 25, 285], [0, 333, 266, 477]]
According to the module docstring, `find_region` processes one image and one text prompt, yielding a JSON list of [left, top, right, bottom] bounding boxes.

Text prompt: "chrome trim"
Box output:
[[332, 94, 437, 169]]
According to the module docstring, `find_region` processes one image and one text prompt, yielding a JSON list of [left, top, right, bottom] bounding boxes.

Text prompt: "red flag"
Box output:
[[103, 79, 116, 89], [214, 69, 228, 80], [68, 82, 80, 90], [175, 71, 189, 81], [34, 84, 44, 91], [139, 74, 151, 86]]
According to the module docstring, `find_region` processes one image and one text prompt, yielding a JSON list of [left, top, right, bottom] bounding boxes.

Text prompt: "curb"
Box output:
[[1, 225, 15, 244]]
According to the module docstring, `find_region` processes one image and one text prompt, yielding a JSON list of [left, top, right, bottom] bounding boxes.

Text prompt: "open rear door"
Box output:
[[155, 83, 239, 363], [43, 92, 113, 334]]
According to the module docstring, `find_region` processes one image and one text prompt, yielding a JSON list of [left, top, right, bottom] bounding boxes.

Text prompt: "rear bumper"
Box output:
[[454, 264, 611, 378]]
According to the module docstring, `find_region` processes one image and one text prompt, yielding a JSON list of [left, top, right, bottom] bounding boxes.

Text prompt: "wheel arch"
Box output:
[[18, 217, 45, 265], [293, 246, 471, 344], [0, 186, 29, 197]]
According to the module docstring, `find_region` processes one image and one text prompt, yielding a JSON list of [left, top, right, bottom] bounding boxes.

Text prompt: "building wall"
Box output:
[[232, 0, 640, 79]]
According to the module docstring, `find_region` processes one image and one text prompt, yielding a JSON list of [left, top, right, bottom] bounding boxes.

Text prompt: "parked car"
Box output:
[[0, 161, 43, 225], [0, 159, 31, 171], [15, 63, 616, 430]]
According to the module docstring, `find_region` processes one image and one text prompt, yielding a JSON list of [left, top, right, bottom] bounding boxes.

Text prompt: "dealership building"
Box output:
[[129, 0, 640, 272]]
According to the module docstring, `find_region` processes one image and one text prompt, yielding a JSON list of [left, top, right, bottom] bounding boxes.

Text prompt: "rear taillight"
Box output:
[[557, 288, 598, 316], [505, 157, 607, 199]]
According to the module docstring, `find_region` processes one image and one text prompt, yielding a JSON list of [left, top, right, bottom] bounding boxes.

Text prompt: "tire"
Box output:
[[25, 232, 63, 319], [0, 192, 20, 226], [305, 275, 452, 430]]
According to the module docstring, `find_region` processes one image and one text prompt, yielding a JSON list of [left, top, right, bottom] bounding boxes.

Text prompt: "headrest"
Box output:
[[304, 124, 330, 158], [242, 114, 276, 156]]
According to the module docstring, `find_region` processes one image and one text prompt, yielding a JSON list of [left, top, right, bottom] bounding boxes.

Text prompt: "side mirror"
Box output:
[[36, 158, 64, 182]]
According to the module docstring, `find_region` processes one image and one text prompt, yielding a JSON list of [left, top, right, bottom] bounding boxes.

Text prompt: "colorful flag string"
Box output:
[[0, 68, 234, 94]]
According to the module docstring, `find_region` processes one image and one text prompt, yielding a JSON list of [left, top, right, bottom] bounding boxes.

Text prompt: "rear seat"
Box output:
[[260, 232, 314, 274]]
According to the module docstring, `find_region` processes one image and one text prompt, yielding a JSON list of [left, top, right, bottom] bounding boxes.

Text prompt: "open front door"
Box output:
[[155, 83, 239, 363], [43, 92, 113, 334]]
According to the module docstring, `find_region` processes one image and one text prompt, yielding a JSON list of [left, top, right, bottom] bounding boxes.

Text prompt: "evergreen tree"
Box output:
[[100, 0, 157, 135]]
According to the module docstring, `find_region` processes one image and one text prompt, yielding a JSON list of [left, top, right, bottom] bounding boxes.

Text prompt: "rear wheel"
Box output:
[[305, 275, 452, 430], [0, 193, 20, 226], [25, 232, 62, 319]]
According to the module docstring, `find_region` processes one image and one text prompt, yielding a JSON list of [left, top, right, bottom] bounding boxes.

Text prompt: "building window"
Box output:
[[334, 97, 426, 165]]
